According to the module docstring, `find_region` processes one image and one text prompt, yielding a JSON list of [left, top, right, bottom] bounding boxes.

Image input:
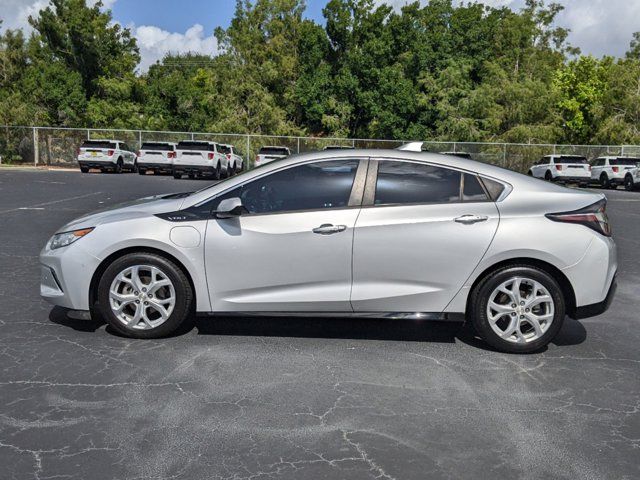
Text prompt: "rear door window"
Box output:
[[374, 161, 461, 205]]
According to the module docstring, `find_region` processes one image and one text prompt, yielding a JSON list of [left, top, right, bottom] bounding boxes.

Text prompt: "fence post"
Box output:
[[33, 127, 39, 167], [621, 145, 625, 156], [246, 135, 251, 170], [87, 129, 91, 140], [138, 130, 142, 149], [453, 141, 457, 153], [502, 143, 507, 167], [297, 137, 300, 154]]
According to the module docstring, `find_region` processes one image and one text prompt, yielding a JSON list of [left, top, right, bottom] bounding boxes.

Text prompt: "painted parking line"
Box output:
[[0, 192, 103, 215]]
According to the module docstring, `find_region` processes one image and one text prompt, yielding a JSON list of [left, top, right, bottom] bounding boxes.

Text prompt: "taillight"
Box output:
[[556, 164, 563, 171], [255, 155, 260, 162], [226, 153, 231, 159], [587, 165, 592, 171], [546, 199, 611, 237], [168, 152, 176, 159], [76, 148, 81, 156], [208, 152, 214, 160], [137, 150, 142, 157], [107, 150, 114, 156], [612, 166, 619, 173]]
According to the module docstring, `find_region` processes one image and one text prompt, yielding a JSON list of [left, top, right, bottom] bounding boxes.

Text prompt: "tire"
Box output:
[[544, 171, 553, 182], [96, 253, 193, 339], [80, 166, 89, 173], [625, 174, 635, 191], [130, 161, 138, 173], [173, 172, 182, 179], [188, 173, 196, 180], [213, 163, 221, 180], [115, 158, 123, 174], [468, 265, 565, 354], [228, 163, 235, 176], [527, 170, 533, 176], [138, 168, 147, 175], [600, 173, 611, 189]]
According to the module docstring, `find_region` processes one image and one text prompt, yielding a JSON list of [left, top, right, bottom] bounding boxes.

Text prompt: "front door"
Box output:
[[351, 159, 500, 313], [204, 158, 366, 312]]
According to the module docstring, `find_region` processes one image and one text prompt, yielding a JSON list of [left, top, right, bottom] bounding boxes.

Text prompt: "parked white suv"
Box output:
[[137, 142, 177, 175], [218, 144, 244, 175], [591, 156, 640, 189], [255, 146, 290, 167], [173, 141, 228, 180], [77, 140, 137, 174], [528, 155, 591, 185]]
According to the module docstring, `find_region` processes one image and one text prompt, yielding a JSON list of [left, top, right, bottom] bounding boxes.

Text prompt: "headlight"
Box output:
[[50, 228, 94, 250]]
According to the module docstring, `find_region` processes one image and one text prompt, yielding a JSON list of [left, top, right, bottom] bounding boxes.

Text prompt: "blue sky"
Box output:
[[111, 0, 327, 33], [3, 0, 640, 71]]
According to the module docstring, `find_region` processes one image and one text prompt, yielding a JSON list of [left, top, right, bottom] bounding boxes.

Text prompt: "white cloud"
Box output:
[[133, 23, 218, 72], [0, 0, 117, 31]]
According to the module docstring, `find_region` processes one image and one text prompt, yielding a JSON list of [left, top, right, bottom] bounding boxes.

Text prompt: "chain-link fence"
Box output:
[[0, 125, 638, 173]]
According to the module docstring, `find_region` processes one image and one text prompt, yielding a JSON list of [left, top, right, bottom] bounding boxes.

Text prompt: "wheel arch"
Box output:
[[89, 246, 197, 312], [466, 257, 577, 318]]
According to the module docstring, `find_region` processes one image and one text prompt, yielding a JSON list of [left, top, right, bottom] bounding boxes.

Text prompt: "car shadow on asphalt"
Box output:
[[48, 306, 587, 353]]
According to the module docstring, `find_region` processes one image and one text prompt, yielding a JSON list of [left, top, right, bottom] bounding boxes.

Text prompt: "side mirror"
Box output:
[[214, 197, 246, 219]]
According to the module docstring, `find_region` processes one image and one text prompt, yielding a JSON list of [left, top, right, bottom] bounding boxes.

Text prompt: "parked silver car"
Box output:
[[41, 149, 617, 353]]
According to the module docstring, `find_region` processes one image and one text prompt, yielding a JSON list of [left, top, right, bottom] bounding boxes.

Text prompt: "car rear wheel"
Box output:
[[600, 173, 611, 189], [469, 266, 565, 353], [213, 163, 221, 180], [96, 253, 193, 339], [115, 158, 123, 174], [138, 168, 147, 175], [625, 174, 635, 191], [80, 166, 89, 173], [544, 171, 553, 182], [173, 172, 182, 179]]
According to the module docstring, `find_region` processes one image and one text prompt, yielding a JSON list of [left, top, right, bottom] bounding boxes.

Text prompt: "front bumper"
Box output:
[[40, 242, 101, 311]]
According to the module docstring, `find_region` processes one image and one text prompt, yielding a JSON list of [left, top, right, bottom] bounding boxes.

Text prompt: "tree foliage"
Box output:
[[0, 0, 639, 144]]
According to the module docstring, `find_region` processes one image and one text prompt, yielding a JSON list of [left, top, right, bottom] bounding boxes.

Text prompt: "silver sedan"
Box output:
[[40, 149, 617, 353]]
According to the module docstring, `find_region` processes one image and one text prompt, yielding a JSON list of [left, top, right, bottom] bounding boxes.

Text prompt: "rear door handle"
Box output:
[[454, 214, 489, 225], [313, 224, 347, 235]]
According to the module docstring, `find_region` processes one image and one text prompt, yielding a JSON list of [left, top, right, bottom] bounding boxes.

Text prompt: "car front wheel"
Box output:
[[96, 253, 193, 339], [469, 265, 565, 353]]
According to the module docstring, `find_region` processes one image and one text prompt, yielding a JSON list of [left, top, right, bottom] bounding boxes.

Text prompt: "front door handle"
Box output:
[[313, 224, 347, 235], [454, 214, 489, 225]]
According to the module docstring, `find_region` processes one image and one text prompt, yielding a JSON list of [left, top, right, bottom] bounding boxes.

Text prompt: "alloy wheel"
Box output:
[[109, 265, 176, 330], [486, 276, 554, 344]]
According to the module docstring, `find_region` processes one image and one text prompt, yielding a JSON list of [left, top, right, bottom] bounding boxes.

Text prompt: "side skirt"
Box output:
[[203, 311, 465, 322]]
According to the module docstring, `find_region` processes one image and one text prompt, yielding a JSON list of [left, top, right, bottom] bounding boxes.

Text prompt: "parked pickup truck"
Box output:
[[173, 141, 228, 180], [255, 146, 291, 167], [137, 142, 177, 175], [77, 140, 137, 174]]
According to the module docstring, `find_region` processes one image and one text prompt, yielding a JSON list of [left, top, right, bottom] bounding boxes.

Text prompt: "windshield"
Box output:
[[611, 158, 640, 166], [141, 142, 174, 151], [555, 156, 587, 164]]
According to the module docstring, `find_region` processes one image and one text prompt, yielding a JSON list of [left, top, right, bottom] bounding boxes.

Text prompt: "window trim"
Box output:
[[193, 157, 370, 218], [363, 157, 495, 208]]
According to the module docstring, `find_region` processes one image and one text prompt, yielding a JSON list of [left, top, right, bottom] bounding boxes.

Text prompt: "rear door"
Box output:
[[203, 158, 367, 312], [351, 159, 499, 313]]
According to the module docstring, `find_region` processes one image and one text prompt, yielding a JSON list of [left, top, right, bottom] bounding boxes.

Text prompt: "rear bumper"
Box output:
[[573, 274, 617, 319], [78, 160, 116, 168], [173, 165, 215, 174], [556, 175, 591, 183], [138, 162, 173, 172]]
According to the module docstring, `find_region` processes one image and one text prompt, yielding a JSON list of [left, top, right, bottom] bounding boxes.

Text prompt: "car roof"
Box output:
[[84, 139, 121, 143]]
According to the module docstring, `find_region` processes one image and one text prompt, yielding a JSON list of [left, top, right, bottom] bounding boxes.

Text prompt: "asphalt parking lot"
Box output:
[[0, 168, 638, 480]]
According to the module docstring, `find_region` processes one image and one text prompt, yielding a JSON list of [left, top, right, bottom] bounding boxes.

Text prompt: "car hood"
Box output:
[[58, 192, 192, 232]]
